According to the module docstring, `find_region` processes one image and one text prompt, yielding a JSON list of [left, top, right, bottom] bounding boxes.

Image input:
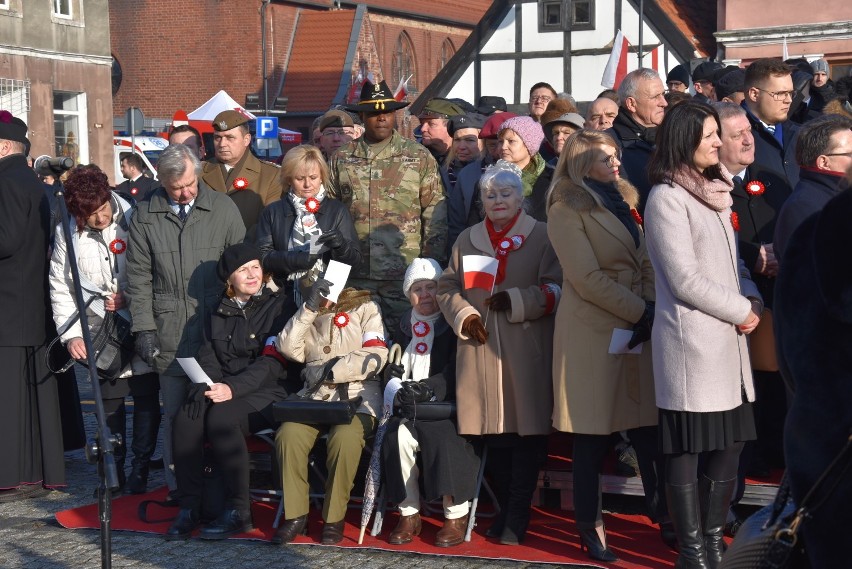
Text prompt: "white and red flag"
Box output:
[[393, 74, 412, 102], [601, 30, 629, 89], [462, 255, 499, 291]]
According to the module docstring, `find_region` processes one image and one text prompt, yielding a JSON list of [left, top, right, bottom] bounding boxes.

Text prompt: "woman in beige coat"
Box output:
[[645, 102, 761, 569], [546, 130, 661, 562], [438, 160, 561, 545]]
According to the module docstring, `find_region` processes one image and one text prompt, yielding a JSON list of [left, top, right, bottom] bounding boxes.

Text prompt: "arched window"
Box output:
[[392, 32, 417, 92], [439, 39, 455, 71]]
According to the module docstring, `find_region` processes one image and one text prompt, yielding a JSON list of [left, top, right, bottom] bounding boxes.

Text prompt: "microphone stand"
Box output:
[[54, 181, 117, 569]]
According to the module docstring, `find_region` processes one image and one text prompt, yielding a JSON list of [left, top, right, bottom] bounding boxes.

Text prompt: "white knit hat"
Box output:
[[402, 258, 442, 296]]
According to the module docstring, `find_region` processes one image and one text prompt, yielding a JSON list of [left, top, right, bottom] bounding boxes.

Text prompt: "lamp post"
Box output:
[[261, 0, 271, 115]]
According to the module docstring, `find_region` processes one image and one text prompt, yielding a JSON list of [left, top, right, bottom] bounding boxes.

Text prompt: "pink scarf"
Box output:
[[671, 165, 734, 211]]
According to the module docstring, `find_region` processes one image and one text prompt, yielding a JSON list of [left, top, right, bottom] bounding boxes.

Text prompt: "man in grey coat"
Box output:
[[126, 143, 245, 495]]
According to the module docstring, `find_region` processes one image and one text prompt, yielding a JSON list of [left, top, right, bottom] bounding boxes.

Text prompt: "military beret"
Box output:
[[0, 110, 28, 144], [692, 61, 725, 83], [212, 110, 250, 132], [319, 110, 355, 132], [476, 96, 508, 116], [418, 98, 465, 120], [448, 113, 487, 136], [479, 111, 518, 139]]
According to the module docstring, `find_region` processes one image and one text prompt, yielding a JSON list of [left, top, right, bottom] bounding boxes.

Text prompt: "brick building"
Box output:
[[109, 0, 491, 138]]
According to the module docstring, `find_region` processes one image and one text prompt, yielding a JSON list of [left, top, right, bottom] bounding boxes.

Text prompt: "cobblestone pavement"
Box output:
[[0, 371, 578, 569]]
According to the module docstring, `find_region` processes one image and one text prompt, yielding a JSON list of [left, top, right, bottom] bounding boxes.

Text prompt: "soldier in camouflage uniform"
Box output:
[[329, 80, 447, 331]]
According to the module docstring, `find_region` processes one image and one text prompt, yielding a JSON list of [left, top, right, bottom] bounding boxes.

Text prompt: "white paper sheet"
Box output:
[[383, 377, 404, 413], [176, 357, 215, 386], [608, 328, 643, 355], [323, 260, 352, 303]]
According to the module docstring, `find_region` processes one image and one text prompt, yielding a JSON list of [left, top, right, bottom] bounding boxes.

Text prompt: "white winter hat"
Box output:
[[402, 258, 442, 296]]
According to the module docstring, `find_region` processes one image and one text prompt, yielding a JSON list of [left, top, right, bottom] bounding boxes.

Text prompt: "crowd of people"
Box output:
[[0, 54, 850, 568]]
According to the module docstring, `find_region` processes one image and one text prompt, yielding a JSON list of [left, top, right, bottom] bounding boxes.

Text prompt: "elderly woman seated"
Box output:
[[381, 258, 481, 548], [272, 278, 387, 545]]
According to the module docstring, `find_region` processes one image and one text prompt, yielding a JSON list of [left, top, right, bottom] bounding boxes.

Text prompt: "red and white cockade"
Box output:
[[412, 321, 430, 337], [109, 238, 127, 255], [233, 177, 249, 191], [305, 197, 320, 213], [744, 180, 765, 196], [333, 312, 350, 328]]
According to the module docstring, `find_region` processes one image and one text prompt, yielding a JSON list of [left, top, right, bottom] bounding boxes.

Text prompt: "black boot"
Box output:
[[666, 482, 710, 569], [164, 508, 199, 540], [199, 509, 253, 540], [126, 410, 161, 495], [699, 475, 737, 569], [578, 525, 619, 562]]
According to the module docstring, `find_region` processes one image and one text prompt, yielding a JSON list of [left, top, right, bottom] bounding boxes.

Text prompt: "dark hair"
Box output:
[[744, 58, 792, 91], [64, 165, 112, 231], [648, 101, 724, 186], [664, 90, 693, 110], [596, 88, 619, 102], [795, 114, 852, 167], [169, 124, 203, 146], [529, 82, 557, 97], [119, 152, 145, 171]]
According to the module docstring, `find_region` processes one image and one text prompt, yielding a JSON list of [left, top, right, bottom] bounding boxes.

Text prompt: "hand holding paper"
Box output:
[[177, 357, 215, 386], [323, 260, 352, 303]]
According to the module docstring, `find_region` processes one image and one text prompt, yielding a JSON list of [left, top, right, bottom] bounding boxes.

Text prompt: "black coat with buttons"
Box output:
[[196, 285, 299, 414]]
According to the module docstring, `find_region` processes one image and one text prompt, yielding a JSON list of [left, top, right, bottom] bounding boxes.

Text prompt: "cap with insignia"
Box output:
[[212, 110, 250, 132], [319, 110, 355, 132], [448, 113, 487, 136], [344, 80, 410, 113], [418, 98, 465, 120]]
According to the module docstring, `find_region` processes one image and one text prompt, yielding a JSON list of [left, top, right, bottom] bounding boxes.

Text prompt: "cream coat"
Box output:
[[644, 182, 759, 412], [547, 178, 657, 435], [437, 211, 561, 436], [276, 289, 387, 418]]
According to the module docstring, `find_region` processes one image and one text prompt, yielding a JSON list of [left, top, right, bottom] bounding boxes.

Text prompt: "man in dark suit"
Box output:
[[115, 152, 158, 204], [0, 111, 65, 500]]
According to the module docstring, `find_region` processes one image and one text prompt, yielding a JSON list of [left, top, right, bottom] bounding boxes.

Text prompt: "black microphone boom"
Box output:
[[34, 155, 74, 177]]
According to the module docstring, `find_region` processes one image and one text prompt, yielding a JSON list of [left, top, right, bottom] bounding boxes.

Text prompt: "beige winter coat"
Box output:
[[276, 289, 387, 417], [437, 211, 561, 436], [547, 178, 657, 435]]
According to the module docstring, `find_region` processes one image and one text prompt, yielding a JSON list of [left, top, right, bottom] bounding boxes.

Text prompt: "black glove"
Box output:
[[135, 331, 160, 367], [627, 302, 654, 350], [316, 229, 344, 250], [382, 363, 405, 386], [396, 381, 435, 406], [184, 383, 209, 420], [304, 277, 333, 312], [293, 251, 320, 271], [484, 290, 511, 312], [301, 357, 339, 389]]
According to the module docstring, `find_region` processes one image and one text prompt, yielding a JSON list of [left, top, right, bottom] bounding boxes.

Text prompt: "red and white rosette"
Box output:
[[305, 197, 320, 214], [730, 212, 741, 232], [109, 238, 127, 255], [130, 187, 139, 196], [233, 177, 249, 191], [415, 342, 428, 354], [744, 180, 765, 196], [412, 320, 430, 337], [333, 312, 349, 329], [496, 234, 524, 257]]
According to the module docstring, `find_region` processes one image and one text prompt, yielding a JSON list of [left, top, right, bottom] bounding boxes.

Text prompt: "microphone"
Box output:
[[33, 155, 74, 177]]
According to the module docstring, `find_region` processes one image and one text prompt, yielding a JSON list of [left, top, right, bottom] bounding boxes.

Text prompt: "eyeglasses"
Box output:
[[600, 153, 620, 167], [825, 151, 852, 159], [530, 95, 553, 103], [755, 88, 795, 101], [321, 129, 353, 138]]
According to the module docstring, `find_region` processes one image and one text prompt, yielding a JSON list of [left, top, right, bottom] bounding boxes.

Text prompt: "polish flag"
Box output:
[[462, 255, 499, 291], [648, 45, 661, 72], [601, 30, 629, 89], [393, 74, 412, 102]]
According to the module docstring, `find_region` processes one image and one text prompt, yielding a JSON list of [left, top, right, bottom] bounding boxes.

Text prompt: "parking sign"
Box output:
[[256, 117, 278, 139]]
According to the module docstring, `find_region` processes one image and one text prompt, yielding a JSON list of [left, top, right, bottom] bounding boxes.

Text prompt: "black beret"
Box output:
[[692, 61, 725, 83], [448, 113, 487, 136], [476, 96, 508, 115], [217, 243, 262, 282], [714, 69, 746, 100]]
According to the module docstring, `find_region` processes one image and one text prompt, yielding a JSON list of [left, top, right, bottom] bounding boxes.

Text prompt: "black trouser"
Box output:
[[573, 426, 665, 526], [485, 434, 548, 537], [172, 398, 271, 513], [102, 391, 160, 470]]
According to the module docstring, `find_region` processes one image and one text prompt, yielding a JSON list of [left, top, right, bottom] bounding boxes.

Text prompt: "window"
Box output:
[[538, 0, 595, 32], [54, 91, 88, 165], [392, 32, 417, 93], [53, 0, 72, 18], [0, 1, 9, 10], [439, 39, 455, 71], [0, 78, 30, 126]]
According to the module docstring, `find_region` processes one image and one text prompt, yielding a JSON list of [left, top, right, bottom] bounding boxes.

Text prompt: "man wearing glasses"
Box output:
[[317, 110, 359, 160], [527, 82, 558, 123]]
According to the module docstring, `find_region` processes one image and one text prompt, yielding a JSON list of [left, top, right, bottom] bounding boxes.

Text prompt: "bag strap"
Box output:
[[45, 295, 99, 374], [137, 499, 178, 524]]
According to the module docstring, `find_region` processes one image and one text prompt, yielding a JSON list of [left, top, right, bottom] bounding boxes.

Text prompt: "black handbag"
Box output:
[[721, 434, 852, 569], [398, 400, 456, 422], [273, 383, 362, 425]]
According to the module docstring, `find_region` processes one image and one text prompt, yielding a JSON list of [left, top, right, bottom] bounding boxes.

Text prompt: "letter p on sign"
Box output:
[[256, 117, 278, 139]]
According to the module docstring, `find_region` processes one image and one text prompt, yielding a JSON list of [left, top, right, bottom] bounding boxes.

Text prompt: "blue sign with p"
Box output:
[[256, 117, 278, 139]]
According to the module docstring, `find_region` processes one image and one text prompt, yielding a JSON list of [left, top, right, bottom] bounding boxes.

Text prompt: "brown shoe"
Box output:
[[388, 512, 422, 545], [435, 514, 468, 547], [271, 514, 308, 545], [321, 520, 345, 545]]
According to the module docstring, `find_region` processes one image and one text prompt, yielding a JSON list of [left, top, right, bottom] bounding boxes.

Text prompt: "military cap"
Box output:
[[448, 113, 487, 136], [476, 96, 507, 115], [418, 98, 465, 120], [212, 110, 250, 132], [319, 110, 355, 132], [0, 110, 28, 144]]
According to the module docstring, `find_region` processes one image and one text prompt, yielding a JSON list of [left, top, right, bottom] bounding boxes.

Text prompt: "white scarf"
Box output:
[[400, 309, 442, 381], [287, 186, 327, 283]]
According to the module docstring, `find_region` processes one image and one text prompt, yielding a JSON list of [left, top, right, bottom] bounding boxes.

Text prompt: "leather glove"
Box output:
[[293, 251, 320, 271], [135, 331, 160, 367], [484, 290, 511, 312], [184, 383, 209, 420], [304, 277, 333, 312], [396, 381, 434, 406], [316, 229, 345, 250], [627, 302, 654, 350], [382, 362, 406, 385], [301, 357, 339, 389], [461, 314, 489, 345]]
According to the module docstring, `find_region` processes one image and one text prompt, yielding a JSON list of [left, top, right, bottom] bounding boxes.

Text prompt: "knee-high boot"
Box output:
[[125, 410, 161, 495], [699, 475, 737, 569], [666, 482, 709, 569]]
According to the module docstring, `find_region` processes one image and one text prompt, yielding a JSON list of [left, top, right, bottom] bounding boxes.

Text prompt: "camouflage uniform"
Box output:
[[328, 130, 447, 329]]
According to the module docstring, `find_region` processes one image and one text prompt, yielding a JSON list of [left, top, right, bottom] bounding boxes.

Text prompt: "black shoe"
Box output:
[[321, 520, 345, 545], [578, 527, 619, 562], [124, 465, 148, 495], [271, 514, 308, 545], [199, 509, 253, 540], [164, 508, 199, 540]]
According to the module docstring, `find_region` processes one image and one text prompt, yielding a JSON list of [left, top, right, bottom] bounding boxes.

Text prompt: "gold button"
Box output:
[[323, 346, 331, 354]]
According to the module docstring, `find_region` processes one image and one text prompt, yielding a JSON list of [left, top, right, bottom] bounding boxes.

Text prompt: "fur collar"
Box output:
[[317, 288, 373, 315], [548, 177, 640, 213]]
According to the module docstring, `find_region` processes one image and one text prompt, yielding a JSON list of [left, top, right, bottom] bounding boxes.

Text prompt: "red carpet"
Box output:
[[56, 487, 678, 568]]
